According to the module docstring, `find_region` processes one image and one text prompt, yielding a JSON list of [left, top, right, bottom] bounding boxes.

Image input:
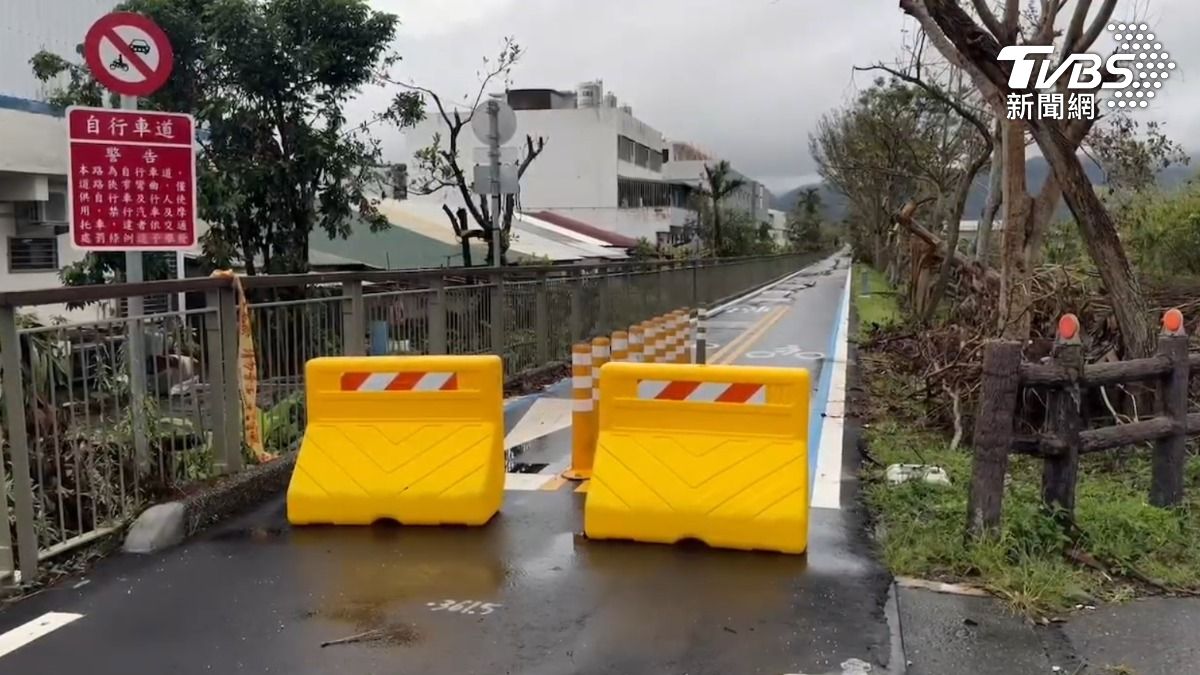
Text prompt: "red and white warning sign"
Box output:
[[83, 12, 175, 98], [66, 107, 197, 251]]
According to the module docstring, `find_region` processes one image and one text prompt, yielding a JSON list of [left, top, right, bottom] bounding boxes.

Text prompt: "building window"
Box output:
[[648, 149, 663, 172], [635, 143, 650, 168], [618, 135, 636, 163], [9, 237, 59, 272], [618, 178, 671, 208]]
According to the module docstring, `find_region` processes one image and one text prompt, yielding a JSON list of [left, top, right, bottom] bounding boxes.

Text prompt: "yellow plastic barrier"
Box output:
[[287, 355, 504, 526], [584, 362, 810, 554]]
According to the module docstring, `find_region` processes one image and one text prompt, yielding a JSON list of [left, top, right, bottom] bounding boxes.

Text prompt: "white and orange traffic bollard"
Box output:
[[694, 307, 708, 364], [663, 312, 677, 363], [590, 336, 611, 449], [629, 324, 645, 363], [672, 310, 689, 364], [612, 330, 630, 362], [645, 320, 661, 364], [564, 342, 595, 480]]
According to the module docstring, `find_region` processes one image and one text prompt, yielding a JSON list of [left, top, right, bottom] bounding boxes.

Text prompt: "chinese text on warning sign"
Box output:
[[67, 107, 196, 250]]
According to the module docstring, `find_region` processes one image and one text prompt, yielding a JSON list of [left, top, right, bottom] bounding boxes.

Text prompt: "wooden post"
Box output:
[[967, 340, 1023, 537], [1151, 309, 1189, 507], [1042, 314, 1084, 519]]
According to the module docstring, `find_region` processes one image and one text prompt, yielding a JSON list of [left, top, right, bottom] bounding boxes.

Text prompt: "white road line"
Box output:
[[504, 398, 573, 450], [0, 612, 83, 659], [811, 267, 852, 511], [504, 473, 557, 491], [707, 249, 843, 318]]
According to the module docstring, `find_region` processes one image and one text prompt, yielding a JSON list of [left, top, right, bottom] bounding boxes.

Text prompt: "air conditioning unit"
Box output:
[[14, 192, 69, 236]]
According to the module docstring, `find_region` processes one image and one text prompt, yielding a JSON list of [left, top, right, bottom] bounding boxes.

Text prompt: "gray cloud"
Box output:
[[354, 0, 1200, 194]]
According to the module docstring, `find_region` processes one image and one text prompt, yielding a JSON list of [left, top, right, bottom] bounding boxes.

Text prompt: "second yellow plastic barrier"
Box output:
[[584, 361, 810, 554]]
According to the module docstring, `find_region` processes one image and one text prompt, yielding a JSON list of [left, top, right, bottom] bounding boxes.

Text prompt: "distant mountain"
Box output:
[[770, 183, 850, 221], [774, 157, 1197, 223]]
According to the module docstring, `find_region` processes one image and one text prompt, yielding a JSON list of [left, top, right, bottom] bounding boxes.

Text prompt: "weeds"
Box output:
[[857, 267, 1200, 615]]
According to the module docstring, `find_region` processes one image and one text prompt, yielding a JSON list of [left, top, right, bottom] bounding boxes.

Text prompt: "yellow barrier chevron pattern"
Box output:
[[584, 362, 809, 554], [287, 355, 504, 526]]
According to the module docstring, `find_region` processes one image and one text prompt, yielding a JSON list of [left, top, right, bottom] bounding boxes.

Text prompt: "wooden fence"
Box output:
[[968, 310, 1199, 535]]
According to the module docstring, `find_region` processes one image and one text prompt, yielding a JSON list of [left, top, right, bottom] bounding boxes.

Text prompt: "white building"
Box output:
[[2, 1, 115, 320], [661, 141, 772, 227], [403, 80, 772, 245]]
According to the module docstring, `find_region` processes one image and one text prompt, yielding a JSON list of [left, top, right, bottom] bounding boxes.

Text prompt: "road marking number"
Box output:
[[745, 345, 825, 361], [425, 600, 502, 616]]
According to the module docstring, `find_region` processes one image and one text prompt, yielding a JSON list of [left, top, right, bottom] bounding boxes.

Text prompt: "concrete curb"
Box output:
[[183, 453, 299, 537]]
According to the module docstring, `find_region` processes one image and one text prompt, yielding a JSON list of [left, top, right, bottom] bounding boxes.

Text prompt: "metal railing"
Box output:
[[0, 252, 822, 586]]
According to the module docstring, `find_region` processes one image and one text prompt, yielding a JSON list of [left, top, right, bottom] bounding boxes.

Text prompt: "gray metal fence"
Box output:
[[0, 252, 821, 587]]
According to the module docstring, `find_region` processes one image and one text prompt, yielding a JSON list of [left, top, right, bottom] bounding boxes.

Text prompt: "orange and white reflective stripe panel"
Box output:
[[566, 342, 596, 479], [635, 379, 767, 405], [340, 371, 459, 391]]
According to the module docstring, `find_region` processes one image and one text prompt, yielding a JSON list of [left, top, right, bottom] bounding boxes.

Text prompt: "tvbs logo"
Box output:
[[998, 22, 1173, 112], [1000, 45, 1136, 89]]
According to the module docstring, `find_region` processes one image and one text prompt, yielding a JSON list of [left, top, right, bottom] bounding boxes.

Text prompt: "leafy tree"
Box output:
[[787, 187, 824, 252], [31, 0, 421, 283], [691, 202, 774, 257], [392, 39, 546, 267], [695, 160, 746, 256]]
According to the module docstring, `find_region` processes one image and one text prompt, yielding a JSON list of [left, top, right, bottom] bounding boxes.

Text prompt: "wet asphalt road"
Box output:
[[0, 252, 897, 674]]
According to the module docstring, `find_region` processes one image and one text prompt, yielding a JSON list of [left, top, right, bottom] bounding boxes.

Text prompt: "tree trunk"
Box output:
[[925, 148, 990, 323], [998, 118, 1032, 341], [1027, 122, 1155, 358], [975, 121, 1003, 263], [461, 237, 473, 267], [713, 206, 723, 257], [1023, 176, 1062, 269]]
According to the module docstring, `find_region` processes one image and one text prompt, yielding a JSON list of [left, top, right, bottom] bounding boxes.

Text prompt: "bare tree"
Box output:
[[899, 0, 1155, 357], [384, 38, 546, 266], [855, 61, 994, 322]]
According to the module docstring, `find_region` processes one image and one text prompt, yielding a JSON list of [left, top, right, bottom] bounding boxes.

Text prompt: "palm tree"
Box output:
[[797, 187, 822, 217], [698, 160, 746, 256]]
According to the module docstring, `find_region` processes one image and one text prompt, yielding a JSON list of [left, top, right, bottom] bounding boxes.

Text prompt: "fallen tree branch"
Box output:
[[894, 201, 1001, 286], [320, 629, 386, 648]]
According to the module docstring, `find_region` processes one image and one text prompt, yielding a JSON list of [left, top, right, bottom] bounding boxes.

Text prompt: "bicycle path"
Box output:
[[0, 251, 899, 675]]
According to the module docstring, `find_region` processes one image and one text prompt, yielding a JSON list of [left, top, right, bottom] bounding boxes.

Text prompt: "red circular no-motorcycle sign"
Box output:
[[84, 12, 175, 98]]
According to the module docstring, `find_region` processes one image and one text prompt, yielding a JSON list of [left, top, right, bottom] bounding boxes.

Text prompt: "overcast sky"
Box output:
[[355, 0, 1199, 195]]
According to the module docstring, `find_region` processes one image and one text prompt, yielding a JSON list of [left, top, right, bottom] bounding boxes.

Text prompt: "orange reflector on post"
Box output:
[[1058, 313, 1080, 342], [1163, 308, 1185, 336]]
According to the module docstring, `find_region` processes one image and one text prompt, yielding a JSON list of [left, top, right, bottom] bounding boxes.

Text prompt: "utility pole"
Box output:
[[487, 100, 503, 268]]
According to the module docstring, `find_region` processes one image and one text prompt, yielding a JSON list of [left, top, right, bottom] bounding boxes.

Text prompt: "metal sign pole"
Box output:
[[487, 101, 503, 268], [119, 92, 150, 471]]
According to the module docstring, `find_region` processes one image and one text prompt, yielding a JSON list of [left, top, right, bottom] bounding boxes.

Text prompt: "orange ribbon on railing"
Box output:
[[211, 270, 275, 464]]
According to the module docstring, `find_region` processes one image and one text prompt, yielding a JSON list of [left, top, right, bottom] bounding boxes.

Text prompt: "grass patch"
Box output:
[[861, 361, 1200, 615], [852, 263, 900, 334], [853, 259, 1200, 614]]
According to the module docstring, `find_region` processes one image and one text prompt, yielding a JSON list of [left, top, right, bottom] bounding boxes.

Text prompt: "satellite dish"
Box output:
[[471, 100, 517, 146]]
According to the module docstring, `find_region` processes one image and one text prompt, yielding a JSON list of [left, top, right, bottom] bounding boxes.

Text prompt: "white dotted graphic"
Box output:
[[1105, 22, 1174, 110]]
